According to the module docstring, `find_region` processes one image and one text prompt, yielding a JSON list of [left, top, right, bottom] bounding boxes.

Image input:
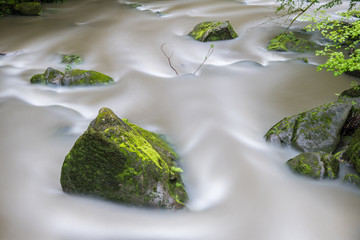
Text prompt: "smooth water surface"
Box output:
[[1, 0, 360, 239]]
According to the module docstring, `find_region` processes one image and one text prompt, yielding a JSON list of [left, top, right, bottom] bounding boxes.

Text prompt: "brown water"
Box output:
[[1, 0, 360, 239]]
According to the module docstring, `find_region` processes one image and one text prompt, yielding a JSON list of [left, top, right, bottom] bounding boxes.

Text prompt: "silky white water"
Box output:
[[1, 0, 360, 239]]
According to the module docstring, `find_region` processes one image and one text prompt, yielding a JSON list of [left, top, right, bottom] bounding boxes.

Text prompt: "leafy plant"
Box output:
[[65, 64, 72, 73]]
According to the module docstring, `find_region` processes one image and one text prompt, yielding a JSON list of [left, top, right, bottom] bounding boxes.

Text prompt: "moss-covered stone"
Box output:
[[61, 54, 82, 65], [266, 101, 352, 152], [61, 108, 188, 209], [30, 67, 114, 87], [344, 173, 360, 188], [267, 32, 316, 53], [287, 152, 339, 179], [188, 20, 238, 42], [14, 2, 41, 16]]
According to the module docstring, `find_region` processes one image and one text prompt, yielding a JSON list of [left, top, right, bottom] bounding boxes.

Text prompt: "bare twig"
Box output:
[[193, 44, 214, 75], [161, 43, 179, 75]]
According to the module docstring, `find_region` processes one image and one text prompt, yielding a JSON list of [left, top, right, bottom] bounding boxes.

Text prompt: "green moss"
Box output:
[[287, 152, 339, 179], [267, 32, 315, 53], [63, 69, 114, 86], [61, 107, 188, 208], [188, 20, 238, 42], [30, 73, 46, 84]]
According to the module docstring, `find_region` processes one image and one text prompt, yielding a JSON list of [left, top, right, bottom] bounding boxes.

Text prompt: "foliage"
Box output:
[[267, 32, 315, 52], [304, 10, 360, 76], [275, 0, 360, 76]]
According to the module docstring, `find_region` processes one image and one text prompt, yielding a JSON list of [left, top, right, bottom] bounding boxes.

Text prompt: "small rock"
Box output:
[[344, 173, 360, 188], [61, 54, 82, 65], [287, 152, 339, 179], [188, 20, 238, 42]]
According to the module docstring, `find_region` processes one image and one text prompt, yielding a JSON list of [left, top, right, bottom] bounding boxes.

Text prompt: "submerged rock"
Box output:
[[188, 20, 238, 42], [60, 108, 188, 209], [14, 2, 42, 16], [30, 67, 114, 87], [267, 32, 316, 53], [61, 54, 82, 65], [287, 152, 339, 179], [265, 101, 352, 152]]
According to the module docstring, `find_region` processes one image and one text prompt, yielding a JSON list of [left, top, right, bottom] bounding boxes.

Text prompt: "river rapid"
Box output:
[[1, 0, 360, 239]]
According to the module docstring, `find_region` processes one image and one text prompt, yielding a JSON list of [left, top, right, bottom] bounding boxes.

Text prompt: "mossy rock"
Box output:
[[338, 85, 360, 106], [14, 2, 41, 16], [287, 152, 339, 179], [344, 173, 360, 188], [267, 32, 315, 53], [265, 101, 352, 152], [188, 20, 238, 42], [61, 54, 82, 65], [60, 107, 188, 209], [30, 67, 114, 87]]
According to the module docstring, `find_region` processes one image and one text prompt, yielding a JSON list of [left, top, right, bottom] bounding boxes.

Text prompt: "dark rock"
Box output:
[[266, 101, 352, 152], [60, 107, 188, 209], [188, 20, 238, 42], [30, 67, 114, 87], [287, 152, 339, 179]]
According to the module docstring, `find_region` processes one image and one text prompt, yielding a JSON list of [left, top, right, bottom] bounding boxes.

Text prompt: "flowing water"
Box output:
[[1, 0, 360, 239]]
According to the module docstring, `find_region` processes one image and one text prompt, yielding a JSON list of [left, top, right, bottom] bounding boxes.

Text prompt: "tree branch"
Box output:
[[161, 43, 179, 76]]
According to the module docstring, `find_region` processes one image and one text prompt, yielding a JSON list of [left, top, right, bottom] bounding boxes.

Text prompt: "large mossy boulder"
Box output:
[[267, 32, 316, 53], [188, 20, 238, 42], [60, 108, 188, 209], [287, 152, 339, 179], [30, 67, 114, 87], [265, 101, 352, 152], [14, 2, 41, 16]]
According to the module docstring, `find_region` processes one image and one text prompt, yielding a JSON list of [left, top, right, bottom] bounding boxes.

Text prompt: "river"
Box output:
[[1, 0, 360, 239]]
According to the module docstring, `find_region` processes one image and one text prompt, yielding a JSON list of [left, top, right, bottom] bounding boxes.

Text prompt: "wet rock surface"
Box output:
[[60, 107, 188, 209]]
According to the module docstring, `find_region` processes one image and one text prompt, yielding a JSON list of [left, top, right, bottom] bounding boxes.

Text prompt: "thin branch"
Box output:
[[283, 1, 317, 33], [161, 43, 179, 75], [193, 44, 214, 75]]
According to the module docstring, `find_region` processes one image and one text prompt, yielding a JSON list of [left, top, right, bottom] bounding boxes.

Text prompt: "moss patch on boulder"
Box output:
[[267, 32, 316, 53], [188, 20, 238, 42], [287, 152, 339, 179], [61, 107, 188, 209], [30, 67, 114, 87]]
